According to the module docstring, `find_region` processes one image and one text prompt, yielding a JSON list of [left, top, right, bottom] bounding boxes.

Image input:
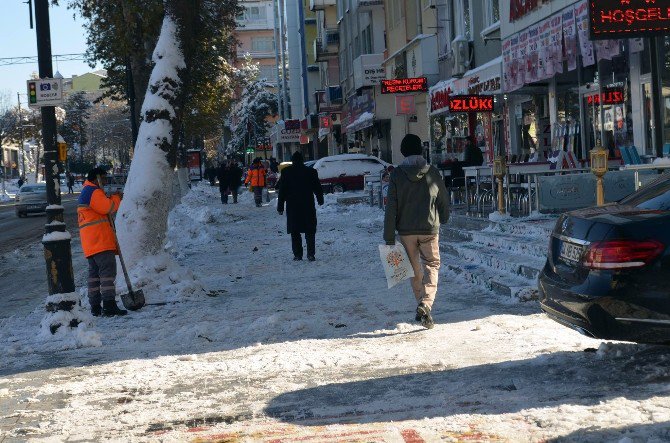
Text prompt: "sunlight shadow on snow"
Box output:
[[264, 345, 670, 427]]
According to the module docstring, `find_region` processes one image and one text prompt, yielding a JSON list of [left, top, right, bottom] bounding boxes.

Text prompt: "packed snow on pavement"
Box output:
[[0, 184, 669, 442]]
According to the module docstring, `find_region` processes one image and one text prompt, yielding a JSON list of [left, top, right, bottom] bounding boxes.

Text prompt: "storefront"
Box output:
[[501, 0, 666, 164], [428, 57, 503, 166]]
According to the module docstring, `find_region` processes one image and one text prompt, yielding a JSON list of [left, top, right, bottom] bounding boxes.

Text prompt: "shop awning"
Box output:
[[346, 111, 375, 133]]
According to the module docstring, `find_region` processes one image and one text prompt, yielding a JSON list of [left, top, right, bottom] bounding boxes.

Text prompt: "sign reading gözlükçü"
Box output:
[[589, 0, 670, 39], [448, 95, 494, 113]]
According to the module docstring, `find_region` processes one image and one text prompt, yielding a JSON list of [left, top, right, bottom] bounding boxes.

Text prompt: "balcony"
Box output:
[[314, 31, 340, 62], [310, 0, 336, 11]]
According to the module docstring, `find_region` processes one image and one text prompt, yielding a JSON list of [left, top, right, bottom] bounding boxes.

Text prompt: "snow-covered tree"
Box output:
[[59, 92, 93, 171], [227, 57, 279, 155], [115, 0, 240, 268]]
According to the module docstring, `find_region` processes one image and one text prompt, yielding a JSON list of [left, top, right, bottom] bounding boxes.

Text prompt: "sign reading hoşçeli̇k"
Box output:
[[589, 0, 670, 39], [27, 78, 64, 108]]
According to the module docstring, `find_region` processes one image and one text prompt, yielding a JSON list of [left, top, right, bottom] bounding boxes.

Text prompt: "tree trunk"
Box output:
[[116, 1, 199, 269]]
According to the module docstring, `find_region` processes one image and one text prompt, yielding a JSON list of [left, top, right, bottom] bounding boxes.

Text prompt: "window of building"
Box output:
[[257, 65, 277, 82], [390, 0, 404, 28], [243, 5, 267, 22], [252, 37, 274, 52], [361, 25, 372, 55], [483, 0, 500, 30]]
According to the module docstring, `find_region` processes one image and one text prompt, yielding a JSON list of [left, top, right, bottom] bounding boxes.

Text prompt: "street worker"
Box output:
[[277, 151, 324, 261], [244, 158, 267, 207], [383, 134, 450, 329], [78, 167, 127, 317]]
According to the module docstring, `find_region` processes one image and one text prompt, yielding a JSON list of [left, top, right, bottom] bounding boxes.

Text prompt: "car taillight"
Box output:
[[583, 240, 665, 270]]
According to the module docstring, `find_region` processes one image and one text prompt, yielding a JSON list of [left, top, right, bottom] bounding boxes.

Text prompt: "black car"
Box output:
[[539, 174, 670, 344]]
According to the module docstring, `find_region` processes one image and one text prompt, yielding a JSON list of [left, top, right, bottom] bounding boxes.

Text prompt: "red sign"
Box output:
[[320, 116, 331, 129], [589, 0, 670, 39], [430, 87, 452, 113], [448, 95, 494, 113], [381, 77, 428, 94], [395, 95, 416, 115], [586, 87, 625, 105]]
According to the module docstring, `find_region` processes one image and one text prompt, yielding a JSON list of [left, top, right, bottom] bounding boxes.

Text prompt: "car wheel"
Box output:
[[333, 183, 345, 193]]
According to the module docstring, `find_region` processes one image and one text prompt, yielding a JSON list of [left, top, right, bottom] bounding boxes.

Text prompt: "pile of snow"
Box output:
[[39, 292, 101, 350]]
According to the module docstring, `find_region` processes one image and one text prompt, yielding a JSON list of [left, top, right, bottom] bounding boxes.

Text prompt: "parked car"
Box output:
[[539, 174, 670, 344], [312, 154, 391, 193], [104, 174, 127, 195], [15, 183, 48, 217]]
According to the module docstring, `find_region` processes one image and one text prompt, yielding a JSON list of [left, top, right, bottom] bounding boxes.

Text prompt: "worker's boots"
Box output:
[[102, 299, 128, 317]]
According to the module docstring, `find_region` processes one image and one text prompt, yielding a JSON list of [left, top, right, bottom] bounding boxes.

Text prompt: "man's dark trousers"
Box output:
[[291, 232, 315, 259]]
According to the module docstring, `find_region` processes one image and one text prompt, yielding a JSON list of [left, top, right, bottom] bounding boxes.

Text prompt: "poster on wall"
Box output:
[[629, 38, 644, 53], [527, 25, 540, 84], [502, 38, 513, 92], [575, 1, 595, 66], [510, 34, 521, 91], [549, 13, 563, 75], [518, 30, 529, 86], [538, 18, 552, 80], [563, 8, 578, 71]]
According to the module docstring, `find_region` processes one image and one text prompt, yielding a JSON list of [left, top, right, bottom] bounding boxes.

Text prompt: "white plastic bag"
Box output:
[[379, 244, 415, 289]]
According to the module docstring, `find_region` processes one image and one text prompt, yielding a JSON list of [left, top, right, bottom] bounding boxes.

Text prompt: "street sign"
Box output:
[[447, 95, 495, 113], [26, 78, 64, 108]]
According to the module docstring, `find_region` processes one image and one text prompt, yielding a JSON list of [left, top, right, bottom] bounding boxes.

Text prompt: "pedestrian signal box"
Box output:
[[58, 142, 67, 162]]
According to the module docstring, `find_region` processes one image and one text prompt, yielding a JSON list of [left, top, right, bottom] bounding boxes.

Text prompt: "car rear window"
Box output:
[[21, 186, 46, 193], [619, 174, 670, 210]]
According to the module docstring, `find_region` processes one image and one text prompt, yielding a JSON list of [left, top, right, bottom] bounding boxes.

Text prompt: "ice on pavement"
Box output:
[[0, 184, 669, 442]]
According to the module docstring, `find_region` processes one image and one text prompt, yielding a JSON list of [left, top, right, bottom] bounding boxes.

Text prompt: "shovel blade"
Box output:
[[120, 289, 145, 311]]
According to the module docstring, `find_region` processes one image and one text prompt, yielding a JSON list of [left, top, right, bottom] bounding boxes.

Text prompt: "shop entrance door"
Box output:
[[641, 77, 656, 156]]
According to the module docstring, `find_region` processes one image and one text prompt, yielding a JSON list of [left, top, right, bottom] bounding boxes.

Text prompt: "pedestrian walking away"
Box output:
[[67, 172, 75, 194], [277, 151, 324, 261], [228, 160, 243, 204], [383, 134, 450, 329], [78, 167, 128, 317], [216, 161, 231, 204], [245, 158, 267, 207]]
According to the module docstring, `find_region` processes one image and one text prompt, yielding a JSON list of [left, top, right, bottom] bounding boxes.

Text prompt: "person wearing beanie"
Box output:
[[383, 134, 450, 329], [277, 151, 324, 261]]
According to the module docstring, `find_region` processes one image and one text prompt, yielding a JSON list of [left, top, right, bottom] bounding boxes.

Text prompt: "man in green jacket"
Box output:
[[384, 134, 450, 329]]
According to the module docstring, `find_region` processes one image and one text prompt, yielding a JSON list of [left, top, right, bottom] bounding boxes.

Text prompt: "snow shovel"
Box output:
[[98, 177, 145, 311]]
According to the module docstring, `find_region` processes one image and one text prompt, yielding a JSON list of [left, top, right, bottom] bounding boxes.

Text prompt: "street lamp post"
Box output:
[[35, 0, 75, 295]]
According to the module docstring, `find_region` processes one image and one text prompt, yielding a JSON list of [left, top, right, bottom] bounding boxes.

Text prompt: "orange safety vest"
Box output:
[[77, 180, 122, 258], [245, 166, 267, 187]]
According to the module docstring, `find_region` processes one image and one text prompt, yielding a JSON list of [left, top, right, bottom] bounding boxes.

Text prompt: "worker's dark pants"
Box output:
[[253, 187, 263, 206], [291, 232, 315, 259], [87, 251, 117, 307]]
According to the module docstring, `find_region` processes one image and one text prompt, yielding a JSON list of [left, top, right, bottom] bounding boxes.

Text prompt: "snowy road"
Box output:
[[0, 194, 79, 254], [0, 184, 669, 442]]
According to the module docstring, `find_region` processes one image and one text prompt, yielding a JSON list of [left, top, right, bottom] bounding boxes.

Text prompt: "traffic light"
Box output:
[[28, 81, 37, 105]]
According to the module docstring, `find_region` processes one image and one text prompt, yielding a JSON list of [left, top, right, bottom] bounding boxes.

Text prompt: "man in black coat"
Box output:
[[277, 151, 324, 261], [216, 162, 231, 204], [228, 161, 243, 204]]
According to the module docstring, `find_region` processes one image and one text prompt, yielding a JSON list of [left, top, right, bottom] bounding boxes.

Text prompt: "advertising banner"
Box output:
[[563, 8, 578, 71], [502, 38, 513, 93], [186, 150, 202, 181], [575, 1, 595, 66], [538, 18, 552, 80], [526, 24, 540, 84], [549, 13, 563, 75], [518, 30, 529, 87]]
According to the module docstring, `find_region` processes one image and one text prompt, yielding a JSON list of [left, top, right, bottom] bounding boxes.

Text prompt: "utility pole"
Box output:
[[17, 93, 26, 178], [35, 0, 75, 295]]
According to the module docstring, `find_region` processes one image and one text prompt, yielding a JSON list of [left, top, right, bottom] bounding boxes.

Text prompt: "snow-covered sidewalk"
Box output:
[[1, 184, 669, 442]]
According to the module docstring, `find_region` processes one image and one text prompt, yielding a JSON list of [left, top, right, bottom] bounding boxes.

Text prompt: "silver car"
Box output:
[[15, 184, 48, 217]]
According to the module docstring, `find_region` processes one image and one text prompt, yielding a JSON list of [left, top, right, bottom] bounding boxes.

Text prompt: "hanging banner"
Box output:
[[502, 38, 513, 93], [518, 30, 529, 86], [549, 13, 563, 75], [575, 1, 595, 67], [527, 25, 540, 84], [563, 8, 578, 72], [595, 39, 619, 62], [510, 34, 523, 91], [538, 18, 552, 80]]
